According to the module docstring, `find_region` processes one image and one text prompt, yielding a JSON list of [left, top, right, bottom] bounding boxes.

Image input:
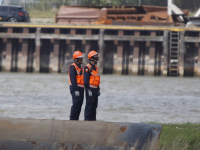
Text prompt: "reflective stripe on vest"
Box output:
[[89, 85, 98, 88], [69, 63, 84, 88], [77, 84, 84, 88], [86, 63, 100, 88]]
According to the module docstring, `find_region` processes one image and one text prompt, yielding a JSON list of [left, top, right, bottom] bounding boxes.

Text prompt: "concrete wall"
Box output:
[[0, 24, 200, 77]]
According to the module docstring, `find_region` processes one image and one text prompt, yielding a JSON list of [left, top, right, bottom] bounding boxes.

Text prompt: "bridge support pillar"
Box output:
[[34, 28, 41, 72], [50, 29, 60, 73], [2, 28, 13, 72], [179, 31, 186, 76], [132, 41, 140, 75], [18, 28, 29, 72], [195, 33, 200, 76], [114, 30, 124, 74], [162, 30, 169, 76], [148, 32, 156, 75], [98, 29, 104, 74], [131, 31, 140, 75], [82, 30, 92, 66], [128, 41, 134, 75]]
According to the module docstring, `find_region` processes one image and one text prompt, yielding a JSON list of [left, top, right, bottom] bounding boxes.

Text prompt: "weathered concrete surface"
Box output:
[[0, 118, 161, 150], [49, 29, 60, 73], [17, 28, 29, 72], [198, 43, 200, 76], [0, 24, 200, 76]]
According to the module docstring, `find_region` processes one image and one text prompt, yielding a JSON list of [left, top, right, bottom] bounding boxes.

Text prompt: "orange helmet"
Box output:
[[88, 51, 98, 60], [73, 51, 83, 59]]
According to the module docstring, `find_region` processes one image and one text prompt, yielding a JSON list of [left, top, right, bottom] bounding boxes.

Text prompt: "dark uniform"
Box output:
[[84, 62, 100, 121], [69, 63, 84, 120]]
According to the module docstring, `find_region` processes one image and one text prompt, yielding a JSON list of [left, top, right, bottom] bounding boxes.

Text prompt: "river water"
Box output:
[[0, 73, 200, 123]]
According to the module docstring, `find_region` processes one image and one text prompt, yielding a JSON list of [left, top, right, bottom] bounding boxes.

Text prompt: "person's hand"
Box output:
[[98, 89, 100, 96], [88, 89, 93, 97], [75, 91, 80, 97]]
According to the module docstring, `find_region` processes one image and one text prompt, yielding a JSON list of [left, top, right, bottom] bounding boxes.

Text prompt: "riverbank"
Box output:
[[159, 123, 200, 150]]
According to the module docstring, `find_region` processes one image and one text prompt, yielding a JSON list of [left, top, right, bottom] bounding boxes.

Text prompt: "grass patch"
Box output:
[[27, 9, 58, 18], [159, 123, 200, 150], [189, 12, 196, 16]]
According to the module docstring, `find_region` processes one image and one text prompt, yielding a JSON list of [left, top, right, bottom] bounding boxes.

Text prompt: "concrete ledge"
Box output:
[[0, 118, 162, 150]]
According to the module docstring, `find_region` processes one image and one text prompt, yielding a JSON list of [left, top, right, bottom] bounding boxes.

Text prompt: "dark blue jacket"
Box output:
[[69, 63, 82, 91]]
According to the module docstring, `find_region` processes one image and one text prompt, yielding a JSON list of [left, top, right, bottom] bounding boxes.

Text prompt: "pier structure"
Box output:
[[0, 23, 200, 76]]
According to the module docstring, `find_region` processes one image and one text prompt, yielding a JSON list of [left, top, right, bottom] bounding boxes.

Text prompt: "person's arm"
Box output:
[[84, 66, 90, 89], [84, 66, 93, 97], [69, 65, 78, 91]]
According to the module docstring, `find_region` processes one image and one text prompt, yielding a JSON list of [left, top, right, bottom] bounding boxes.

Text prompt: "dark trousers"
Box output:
[[84, 88, 99, 121], [69, 86, 84, 120]]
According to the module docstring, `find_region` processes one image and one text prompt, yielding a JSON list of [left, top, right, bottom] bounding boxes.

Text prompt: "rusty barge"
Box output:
[[0, 23, 200, 76]]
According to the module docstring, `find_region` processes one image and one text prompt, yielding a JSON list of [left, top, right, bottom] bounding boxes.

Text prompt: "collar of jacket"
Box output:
[[75, 62, 81, 68], [89, 62, 95, 67]]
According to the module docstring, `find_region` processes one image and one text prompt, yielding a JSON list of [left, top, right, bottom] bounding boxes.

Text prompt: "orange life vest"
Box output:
[[69, 63, 84, 88], [86, 63, 100, 88]]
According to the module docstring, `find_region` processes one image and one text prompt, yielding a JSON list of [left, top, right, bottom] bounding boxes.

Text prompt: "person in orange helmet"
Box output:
[[68, 51, 84, 120], [84, 50, 100, 121]]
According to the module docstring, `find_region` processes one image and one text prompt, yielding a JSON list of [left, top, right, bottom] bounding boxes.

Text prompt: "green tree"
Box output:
[[30, 0, 200, 12], [110, 0, 138, 6], [81, 0, 110, 5]]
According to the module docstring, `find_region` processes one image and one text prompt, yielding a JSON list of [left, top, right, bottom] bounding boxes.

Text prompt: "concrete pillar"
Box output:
[[128, 41, 134, 75], [58, 42, 63, 72], [155, 44, 161, 76], [113, 30, 124, 74], [34, 27, 41, 72], [27, 40, 35, 72], [61, 29, 76, 73], [11, 39, 18, 72], [0, 40, 2, 71], [138, 44, 144, 75], [131, 31, 140, 75], [61, 40, 72, 73], [18, 28, 29, 72], [98, 29, 104, 74], [197, 42, 200, 76], [115, 41, 123, 74], [162, 30, 169, 76], [148, 42, 156, 75], [144, 41, 150, 75], [179, 31, 186, 76], [70, 29, 76, 54], [82, 40, 91, 66], [69, 41, 76, 53], [82, 29, 92, 66], [133, 42, 140, 75], [2, 28, 13, 72], [49, 29, 60, 73], [147, 32, 156, 75]]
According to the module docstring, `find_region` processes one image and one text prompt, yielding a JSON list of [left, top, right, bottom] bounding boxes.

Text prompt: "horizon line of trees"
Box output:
[[24, 0, 200, 12]]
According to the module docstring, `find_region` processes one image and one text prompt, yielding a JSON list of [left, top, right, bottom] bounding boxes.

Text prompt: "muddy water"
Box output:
[[0, 73, 200, 123]]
